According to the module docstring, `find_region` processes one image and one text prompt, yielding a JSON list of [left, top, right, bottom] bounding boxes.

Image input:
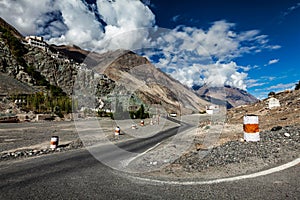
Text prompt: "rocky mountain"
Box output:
[[0, 17, 91, 96], [194, 85, 258, 108], [0, 18, 208, 114]]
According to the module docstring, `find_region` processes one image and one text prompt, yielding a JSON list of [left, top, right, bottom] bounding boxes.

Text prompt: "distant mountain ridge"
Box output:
[[195, 84, 258, 108]]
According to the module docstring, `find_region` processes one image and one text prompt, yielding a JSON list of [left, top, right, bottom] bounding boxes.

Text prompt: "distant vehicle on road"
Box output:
[[169, 113, 177, 117]]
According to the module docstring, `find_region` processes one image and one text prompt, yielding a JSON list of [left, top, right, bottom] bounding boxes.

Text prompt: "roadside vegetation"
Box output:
[[10, 91, 72, 117], [104, 101, 149, 120]]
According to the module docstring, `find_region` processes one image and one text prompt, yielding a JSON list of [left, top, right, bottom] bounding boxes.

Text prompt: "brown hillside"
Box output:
[[227, 90, 300, 131], [90, 50, 209, 114]]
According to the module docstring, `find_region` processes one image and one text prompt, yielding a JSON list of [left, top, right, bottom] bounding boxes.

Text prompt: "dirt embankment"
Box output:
[[227, 90, 300, 131]]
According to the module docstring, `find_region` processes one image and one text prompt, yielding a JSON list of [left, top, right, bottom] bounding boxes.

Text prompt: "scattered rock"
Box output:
[[284, 132, 291, 137], [173, 126, 300, 172], [0, 139, 84, 161], [271, 126, 282, 131]]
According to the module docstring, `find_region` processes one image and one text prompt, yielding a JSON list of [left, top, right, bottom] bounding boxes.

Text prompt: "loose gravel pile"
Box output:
[[173, 125, 299, 172], [0, 138, 83, 161]]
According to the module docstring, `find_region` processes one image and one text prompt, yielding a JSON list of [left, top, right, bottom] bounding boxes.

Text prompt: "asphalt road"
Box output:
[[0, 118, 299, 199], [0, 148, 299, 200]]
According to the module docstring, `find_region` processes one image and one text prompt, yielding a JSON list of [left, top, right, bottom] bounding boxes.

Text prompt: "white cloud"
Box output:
[[147, 21, 280, 89], [48, 0, 105, 49], [149, 20, 280, 64], [172, 15, 181, 22], [267, 59, 280, 65], [166, 61, 248, 90], [246, 79, 266, 88], [260, 76, 276, 81], [283, 2, 300, 17], [267, 82, 295, 90], [0, 0, 155, 50], [0, 0, 56, 35], [269, 59, 279, 65], [239, 65, 251, 72]]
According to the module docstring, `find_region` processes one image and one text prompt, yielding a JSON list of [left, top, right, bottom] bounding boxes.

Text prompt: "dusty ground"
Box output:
[[0, 121, 78, 153], [0, 116, 182, 154]]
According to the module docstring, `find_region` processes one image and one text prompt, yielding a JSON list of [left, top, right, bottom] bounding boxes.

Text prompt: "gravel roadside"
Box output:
[[139, 125, 300, 180]]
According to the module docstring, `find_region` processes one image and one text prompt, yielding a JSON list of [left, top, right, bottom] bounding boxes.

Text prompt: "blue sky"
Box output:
[[0, 0, 299, 99], [149, 0, 300, 98]]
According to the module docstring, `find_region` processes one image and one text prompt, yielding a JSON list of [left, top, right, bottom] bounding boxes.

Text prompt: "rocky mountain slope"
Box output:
[[0, 17, 23, 40], [0, 73, 36, 95], [0, 18, 77, 96], [97, 50, 209, 114], [195, 85, 258, 108]]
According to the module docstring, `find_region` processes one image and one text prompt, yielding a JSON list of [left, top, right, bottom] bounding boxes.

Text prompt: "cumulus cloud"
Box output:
[[146, 21, 279, 89], [0, 0, 280, 90], [0, 0, 56, 35], [48, 0, 106, 50], [0, 0, 155, 50], [167, 61, 248, 90], [96, 0, 155, 51]]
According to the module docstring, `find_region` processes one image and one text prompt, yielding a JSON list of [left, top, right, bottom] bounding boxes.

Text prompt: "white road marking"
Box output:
[[129, 157, 300, 185], [121, 142, 162, 167]]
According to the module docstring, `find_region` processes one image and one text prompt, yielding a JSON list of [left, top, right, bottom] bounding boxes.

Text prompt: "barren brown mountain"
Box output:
[[90, 50, 210, 114], [195, 85, 258, 108]]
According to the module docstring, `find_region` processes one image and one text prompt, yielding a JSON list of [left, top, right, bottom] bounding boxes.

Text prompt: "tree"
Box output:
[[135, 104, 149, 119], [268, 91, 276, 97], [295, 81, 300, 90]]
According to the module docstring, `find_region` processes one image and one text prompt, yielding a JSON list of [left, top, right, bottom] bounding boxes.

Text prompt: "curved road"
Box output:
[[0, 148, 299, 199]]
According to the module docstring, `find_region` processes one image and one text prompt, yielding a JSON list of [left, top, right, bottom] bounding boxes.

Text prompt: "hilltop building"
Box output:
[[24, 36, 48, 51]]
